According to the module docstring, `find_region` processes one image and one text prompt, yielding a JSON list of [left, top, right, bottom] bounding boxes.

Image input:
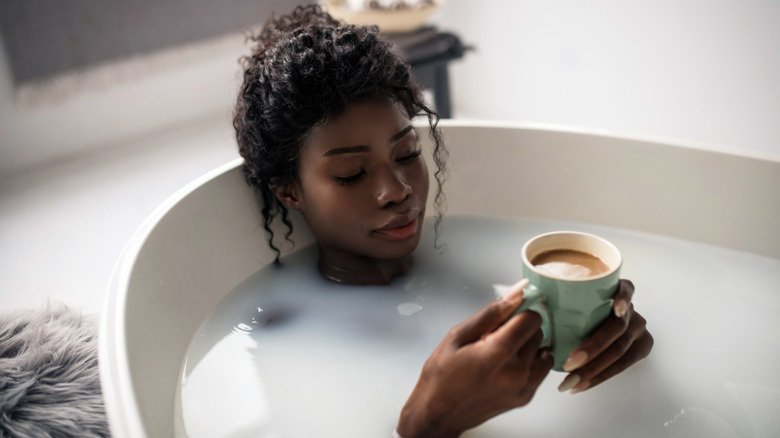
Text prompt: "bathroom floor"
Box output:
[[0, 114, 239, 315]]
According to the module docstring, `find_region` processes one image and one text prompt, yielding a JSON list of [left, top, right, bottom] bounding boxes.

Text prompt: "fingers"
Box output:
[[562, 279, 635, 372], [562, 305, 631, 372], [514, 325, 544, 363], [448, 279, 529, 346], [490, 310, 543, 354], [613, 279, 634, 318], [515, 349, 554, 406], [572, 331, 654, 393], [501, 278, 530, 309], [571, 310, 647, 380], [561, 311, 652, 393], [529, 349, 554, 384]]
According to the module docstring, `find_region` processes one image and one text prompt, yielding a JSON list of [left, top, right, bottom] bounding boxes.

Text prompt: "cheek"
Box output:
[[302, 183, 368, 228], [413, 160, 430, 198]]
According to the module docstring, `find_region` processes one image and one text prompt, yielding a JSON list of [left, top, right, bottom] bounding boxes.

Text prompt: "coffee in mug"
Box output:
[[530, 249, 610, 280], [516, 231, 622, 371]]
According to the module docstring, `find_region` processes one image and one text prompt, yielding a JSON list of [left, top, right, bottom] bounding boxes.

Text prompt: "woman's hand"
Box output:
[[557, 279, 654, 394], [396, 279, 554, 438]]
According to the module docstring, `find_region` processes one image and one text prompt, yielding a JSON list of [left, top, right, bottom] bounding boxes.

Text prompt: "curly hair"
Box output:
[[233, 4, 448, 263]]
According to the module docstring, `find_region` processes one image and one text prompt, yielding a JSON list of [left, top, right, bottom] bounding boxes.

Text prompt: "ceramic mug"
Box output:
[[516, 231, 622, 371]]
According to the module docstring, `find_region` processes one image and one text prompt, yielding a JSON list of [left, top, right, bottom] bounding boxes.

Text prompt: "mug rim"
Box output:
[[521, 231, 623, 282]]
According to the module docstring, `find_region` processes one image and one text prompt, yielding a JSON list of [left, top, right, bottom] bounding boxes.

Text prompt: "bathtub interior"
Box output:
[[99, 162, 313, 438], [99, 121, 780, 437]]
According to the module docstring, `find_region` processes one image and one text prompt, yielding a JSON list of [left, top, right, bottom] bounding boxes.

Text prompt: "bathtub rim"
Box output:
[[99, 120, 780, 438], [99, 158, 245, 438]]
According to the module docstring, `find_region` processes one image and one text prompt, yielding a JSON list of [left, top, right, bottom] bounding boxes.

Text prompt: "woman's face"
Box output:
[[278, 96, 429, 263]]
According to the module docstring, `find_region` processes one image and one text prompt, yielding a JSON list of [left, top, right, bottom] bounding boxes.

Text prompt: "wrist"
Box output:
[[397, 400, 462, 438]]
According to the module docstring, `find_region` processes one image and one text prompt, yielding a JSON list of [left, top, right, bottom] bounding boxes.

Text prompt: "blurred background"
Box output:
[[1, 0, 778, 315]]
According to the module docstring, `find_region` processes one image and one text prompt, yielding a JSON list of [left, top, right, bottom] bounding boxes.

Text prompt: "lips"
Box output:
[[374, 209, 421, 240]]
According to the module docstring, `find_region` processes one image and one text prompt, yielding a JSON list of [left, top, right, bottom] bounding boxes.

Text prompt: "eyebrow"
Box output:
[[389, 125, 414, 143], [322, 125, 414, 157], [322, 145, 370, 157]]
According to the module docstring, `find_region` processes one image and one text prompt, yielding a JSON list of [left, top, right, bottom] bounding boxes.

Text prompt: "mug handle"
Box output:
[[514, 284, 552, 348]]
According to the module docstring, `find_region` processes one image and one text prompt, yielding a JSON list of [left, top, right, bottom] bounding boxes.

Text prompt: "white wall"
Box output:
[[1, 0, 778, 177], [434, 0, 780, 157], [0, 1, 778, 315], [0, 33, 245, 176]]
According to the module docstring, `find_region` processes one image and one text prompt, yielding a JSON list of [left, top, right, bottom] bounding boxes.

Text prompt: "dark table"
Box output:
[[389, 27, 470, 118]]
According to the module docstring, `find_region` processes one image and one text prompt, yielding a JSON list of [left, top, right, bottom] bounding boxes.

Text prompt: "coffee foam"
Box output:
[[531, 249, 611, 280], [534, 261, 597, 279]]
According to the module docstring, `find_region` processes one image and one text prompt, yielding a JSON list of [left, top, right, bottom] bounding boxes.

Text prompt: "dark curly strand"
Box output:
[[234, 4, 448, 263]]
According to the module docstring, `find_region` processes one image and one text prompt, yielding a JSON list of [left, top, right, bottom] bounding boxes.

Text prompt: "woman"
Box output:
[[233, 5, 653, 437]]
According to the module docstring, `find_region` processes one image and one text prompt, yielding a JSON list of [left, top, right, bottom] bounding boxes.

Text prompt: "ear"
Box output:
[[269, 178, 303, 211]]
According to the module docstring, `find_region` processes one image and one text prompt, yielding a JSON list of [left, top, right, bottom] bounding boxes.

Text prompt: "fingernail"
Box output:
[[500, 278, 529, 307], [558, 374, 580, 392], [570, 381, 589, 394], [563, 350, 588, 372], [614, 300, 629, 318]]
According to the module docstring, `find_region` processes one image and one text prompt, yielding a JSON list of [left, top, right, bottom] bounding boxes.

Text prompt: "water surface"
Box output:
[[178, 216, 780, 437]]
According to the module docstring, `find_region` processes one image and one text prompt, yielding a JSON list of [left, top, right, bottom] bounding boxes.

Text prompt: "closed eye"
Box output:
[[334, 170, 366, 185], [397, 149, 422, 163]]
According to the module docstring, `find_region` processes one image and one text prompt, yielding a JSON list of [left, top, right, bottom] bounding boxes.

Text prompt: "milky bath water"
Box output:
[[176, 216, 780, 438]]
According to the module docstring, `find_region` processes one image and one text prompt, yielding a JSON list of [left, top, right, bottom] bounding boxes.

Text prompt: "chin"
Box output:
[[372, 235, 422, 260]]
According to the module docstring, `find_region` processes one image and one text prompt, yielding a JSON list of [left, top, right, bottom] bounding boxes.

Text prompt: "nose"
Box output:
[[375, 166, 412, 208]]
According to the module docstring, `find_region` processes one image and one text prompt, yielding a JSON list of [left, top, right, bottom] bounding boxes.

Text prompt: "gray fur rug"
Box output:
[[0, 305, 109, 437]]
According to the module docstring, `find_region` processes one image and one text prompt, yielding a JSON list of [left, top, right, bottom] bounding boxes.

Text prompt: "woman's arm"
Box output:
[[396, 279, 554, 438]]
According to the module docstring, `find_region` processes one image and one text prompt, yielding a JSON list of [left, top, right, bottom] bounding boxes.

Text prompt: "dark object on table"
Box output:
[[389, 27, 471, 118]]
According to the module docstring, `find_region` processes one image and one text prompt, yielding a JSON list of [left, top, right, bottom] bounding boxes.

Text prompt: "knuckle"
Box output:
[[542, 351, 555, 368], [621, 303, 634, 322], [518, 310, 543, 328], [485, 345, 509, 363], [491, 298, 511, 312], [515, 369, 530, 384], [633, 310, 648, 328], [446, 325, 463, 340], [499, 366, 529, 388], [515, 393, 532, 408], [533, 356, 554, 377], [478, 348, 506, 364], [618, 311, 631, 329], [587, 374, 604, 388], [421, 353, 451, 379], [529, 330, 544, 347], [625, 308, 646, 332], [515, 385, 539, 407], [483, 300, 509, 320], [638, 332, 654, 357], [613, 333, 634, 353], [421, 357, 439, 377]]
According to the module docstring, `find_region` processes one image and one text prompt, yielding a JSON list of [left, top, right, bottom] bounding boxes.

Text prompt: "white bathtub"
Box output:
[[99, 121, 780, 437]]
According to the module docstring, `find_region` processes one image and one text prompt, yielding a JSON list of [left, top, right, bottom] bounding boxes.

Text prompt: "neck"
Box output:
[[317, 247, 412, 285]]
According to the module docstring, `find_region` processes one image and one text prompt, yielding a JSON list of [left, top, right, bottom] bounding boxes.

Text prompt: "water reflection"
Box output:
[[665, 407, 738, 438], [664, 383, 780, 438]]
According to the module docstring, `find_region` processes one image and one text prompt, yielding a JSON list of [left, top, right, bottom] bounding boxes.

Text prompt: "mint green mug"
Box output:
[[517, 231, 622, 371]]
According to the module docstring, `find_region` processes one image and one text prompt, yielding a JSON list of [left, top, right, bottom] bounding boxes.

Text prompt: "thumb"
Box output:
[[450, 279, 529, 346], [612, 279, 635, 318]]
